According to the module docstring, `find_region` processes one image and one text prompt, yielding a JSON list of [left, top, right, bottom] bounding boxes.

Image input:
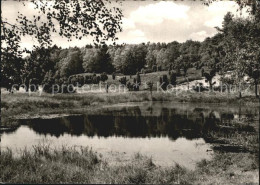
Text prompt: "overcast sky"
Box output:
[[2, 0, 247, 49]]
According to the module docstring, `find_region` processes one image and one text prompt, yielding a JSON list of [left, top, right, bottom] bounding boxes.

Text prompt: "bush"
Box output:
[[203, 69, 216, 90], [126, 81, 134, 91], [169, 71, 177, 86], [78, 75, 84, 86], [97, 76, 101, 83], [86, 78, 93, 84], [92, 76, 100, 84], [84, 75, 92, 84], [119, 76, 127, 85], [152, 65, 157, 72], [60, 77, 68, 84], [70, 76, 77, 86], [161, 75, 169, 90], [112, 72, 116, 80], [100, 72, 108, 82]]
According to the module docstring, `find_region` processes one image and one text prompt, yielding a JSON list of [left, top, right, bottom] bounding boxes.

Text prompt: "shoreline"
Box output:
[[1, 91, 259, 128]]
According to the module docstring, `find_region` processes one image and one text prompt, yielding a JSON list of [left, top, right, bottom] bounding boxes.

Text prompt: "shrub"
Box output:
[[100, 72, 108, 82], [84, 75, 89, 84], [126, 81, 134, 91], [70, 76, 77, 86], [203, 69, 216, 90], [112, 72, 116, 80], [78, 75, 84, 86], [161, 74, 169, 90], [96, 76, 101, 83], [84, 75, 93, 84], [92, 76, 100, 84], [92, 76, 97, 84], [119, 76, 127, 85], [60, 77, 68, 84], [169, 71, 177, 86], [152, 65, 157, 72], [86, 78, 93, 84]]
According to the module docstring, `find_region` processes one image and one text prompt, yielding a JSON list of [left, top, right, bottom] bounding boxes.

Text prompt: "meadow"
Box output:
[[73, 67, 202, 89]]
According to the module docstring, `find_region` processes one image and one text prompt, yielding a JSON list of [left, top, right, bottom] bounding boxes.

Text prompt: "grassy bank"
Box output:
[[1, 91, 259, 128]]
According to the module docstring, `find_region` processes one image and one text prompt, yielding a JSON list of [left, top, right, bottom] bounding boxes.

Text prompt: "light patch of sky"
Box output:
[[1, 0, 250, 50]]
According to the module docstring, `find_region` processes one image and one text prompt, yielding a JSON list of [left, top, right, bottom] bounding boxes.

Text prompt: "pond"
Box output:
[[0, 102, 258, 170]]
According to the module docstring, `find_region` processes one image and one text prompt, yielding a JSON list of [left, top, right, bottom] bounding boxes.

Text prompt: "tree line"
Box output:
[[1, 9, 260, 96]]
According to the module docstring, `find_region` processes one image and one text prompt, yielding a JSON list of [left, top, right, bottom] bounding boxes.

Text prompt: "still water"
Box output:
[[0, 102, 258, 169]]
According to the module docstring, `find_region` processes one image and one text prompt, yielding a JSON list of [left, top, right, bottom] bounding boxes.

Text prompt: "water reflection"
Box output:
[[19, 115, 86, 137], [17, 102, 257, 140], [0, 102, 258, 169]]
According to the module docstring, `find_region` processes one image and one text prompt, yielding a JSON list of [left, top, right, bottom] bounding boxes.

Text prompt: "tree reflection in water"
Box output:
[[17, 103, 257, 141]]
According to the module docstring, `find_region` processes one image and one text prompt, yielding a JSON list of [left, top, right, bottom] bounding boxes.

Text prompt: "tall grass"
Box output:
[[0, 143, 258, 184], [0, 144, 188, 184]]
